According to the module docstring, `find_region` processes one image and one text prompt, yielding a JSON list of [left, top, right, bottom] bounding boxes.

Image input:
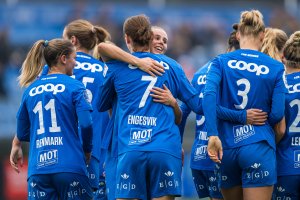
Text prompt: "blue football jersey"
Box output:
[[205, 49, 285, 149], [17, 74, 92, 178], [277, 72, 300, 176], [73, 52, 110, 162], [189, 63, 216, 170], [98, 52, 182, 158], [100, 96, 120, 159], [156, 54, 198, 104], [40, 53, 110, 161]]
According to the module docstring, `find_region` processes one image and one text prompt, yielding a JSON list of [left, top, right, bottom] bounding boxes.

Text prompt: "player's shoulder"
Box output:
[[158, 54, 179, 65], [195, 61, 211, 75]]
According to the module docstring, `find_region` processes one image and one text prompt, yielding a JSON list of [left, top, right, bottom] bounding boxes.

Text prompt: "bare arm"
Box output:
[[274, 117, 286, 143], [150, 84, 182, 125], [97, 42, 164, 76], [246, 109, 268, 125], [10, 135, 23, 173]]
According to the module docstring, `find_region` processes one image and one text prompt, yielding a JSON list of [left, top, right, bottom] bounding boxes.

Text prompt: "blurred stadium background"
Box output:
[[0, 0, 299, 199]]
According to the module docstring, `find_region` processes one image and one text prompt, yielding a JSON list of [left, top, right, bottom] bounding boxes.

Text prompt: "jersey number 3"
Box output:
[[235, 78, 251, 109]]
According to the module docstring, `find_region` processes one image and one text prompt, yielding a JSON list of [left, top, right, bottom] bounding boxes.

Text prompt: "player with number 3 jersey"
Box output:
[[203, 10, 285, 200]]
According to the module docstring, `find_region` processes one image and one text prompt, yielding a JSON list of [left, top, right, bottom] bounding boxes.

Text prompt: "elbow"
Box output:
[[81, 119, 93, 130], [98, 103, 111, 112], [277, 128, 285, 139], [268, 107, 285, 126], [96, 97, 112, 112], [275, 124, 286, 144], [97, 42, 107, 54], [268, 114, 284, 127], [175, 116, 182, 125]]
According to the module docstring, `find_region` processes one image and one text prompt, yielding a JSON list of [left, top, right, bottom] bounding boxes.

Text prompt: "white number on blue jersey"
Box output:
[[196, 116, 205, 126], [82, 77, 94, 102], [33, 99, 61, 135], [289, 99, 300, 132], [72, 75, 94, 102], [234, 78, 251, 109], [139, 76, 157, 108]]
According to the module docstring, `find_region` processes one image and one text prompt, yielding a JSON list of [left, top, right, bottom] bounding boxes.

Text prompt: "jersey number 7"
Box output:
[[139, 75, 157, 108]]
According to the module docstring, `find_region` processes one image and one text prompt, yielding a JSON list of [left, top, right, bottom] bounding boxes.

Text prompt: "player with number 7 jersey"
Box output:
[[98, 49, 184, 158], [97, 15, 190, 199]]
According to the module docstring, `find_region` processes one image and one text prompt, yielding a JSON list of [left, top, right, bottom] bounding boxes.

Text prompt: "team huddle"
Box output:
[[8, 9, 300, 200]]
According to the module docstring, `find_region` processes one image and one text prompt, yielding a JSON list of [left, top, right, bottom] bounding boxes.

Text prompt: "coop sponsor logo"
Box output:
[[228, 60, 269, 76], [75, 61, 103, 72], [29, 84, 65, 96]]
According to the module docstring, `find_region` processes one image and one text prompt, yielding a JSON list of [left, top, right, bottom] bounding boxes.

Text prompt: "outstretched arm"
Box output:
[[97, 42, 164, 76]]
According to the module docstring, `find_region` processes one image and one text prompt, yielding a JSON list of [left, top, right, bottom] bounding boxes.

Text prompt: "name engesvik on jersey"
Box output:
[[128, 115, 157, 145], [128, 115, 157, 126], [29, 84, 65, 96], [227, 60, 269, 76]]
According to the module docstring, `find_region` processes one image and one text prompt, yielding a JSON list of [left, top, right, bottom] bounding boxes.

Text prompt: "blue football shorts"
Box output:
[[115, 151, 182, 199], [28, 172, 93, 200], [273, 175, 300, 200], [191, 169, 223, 199], [218, 141, 276, 188]]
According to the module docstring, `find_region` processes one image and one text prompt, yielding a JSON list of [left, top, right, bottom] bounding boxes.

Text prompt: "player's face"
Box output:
[[151, 28, 168, 54], [65, 50, 76, 76]]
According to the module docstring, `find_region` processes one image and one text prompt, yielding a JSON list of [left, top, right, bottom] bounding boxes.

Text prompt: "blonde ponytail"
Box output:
[[18, 40, 46, 87], [261, 28, 287, 61], [283, 31, 300, 68]]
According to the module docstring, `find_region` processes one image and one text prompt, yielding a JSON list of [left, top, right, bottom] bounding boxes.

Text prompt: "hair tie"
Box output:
[[43, 40, 49, 47], [92, 26, 96, 33]]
